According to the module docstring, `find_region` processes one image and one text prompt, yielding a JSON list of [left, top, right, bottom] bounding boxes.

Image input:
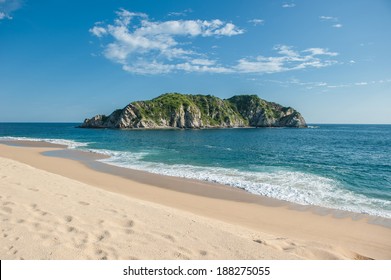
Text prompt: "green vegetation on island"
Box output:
[[81, 93, 307, 129]]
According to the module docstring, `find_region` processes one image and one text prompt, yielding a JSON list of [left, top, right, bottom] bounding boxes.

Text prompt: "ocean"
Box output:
[[1, 123, 390, 218]]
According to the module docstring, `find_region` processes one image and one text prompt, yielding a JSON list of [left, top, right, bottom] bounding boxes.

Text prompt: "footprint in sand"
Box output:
[[39, 234, 50, 240], [78, 201, 90, 206], [120, 220, 135, 234], [33, 222, 42, 230], [125, 220, 134, 228], [178, 247, 192, 254], [173, 251, 190, 260], [1, 207, 12, 213], [8, 246, 18, 255], [124, 229, 134, 235], [64, 216, 73, 223], [3, 201, 15, 206], [97, 230, 111, 242], [199, 250, 208, 256], [71, 231, 89, 249], [94, 248, 110, 260], [161, 234, 176, 243], [67, 226, 76, 233]]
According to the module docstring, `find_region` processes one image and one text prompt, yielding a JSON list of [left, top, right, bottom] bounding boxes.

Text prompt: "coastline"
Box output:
[[0, 140, 390, 259]]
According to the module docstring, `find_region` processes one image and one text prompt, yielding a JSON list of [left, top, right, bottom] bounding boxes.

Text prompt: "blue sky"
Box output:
[[1, 0, 390, 123]]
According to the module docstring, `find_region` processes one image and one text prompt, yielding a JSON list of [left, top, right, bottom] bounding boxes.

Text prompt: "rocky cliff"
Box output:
[[80, 93, 307, 129]]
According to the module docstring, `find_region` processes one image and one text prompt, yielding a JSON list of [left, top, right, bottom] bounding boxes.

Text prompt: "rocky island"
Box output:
[[80, 93, 307, 129]]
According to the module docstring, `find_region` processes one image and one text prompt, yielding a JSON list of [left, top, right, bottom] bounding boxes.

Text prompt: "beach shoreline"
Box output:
[[1, 140, 390, 260]]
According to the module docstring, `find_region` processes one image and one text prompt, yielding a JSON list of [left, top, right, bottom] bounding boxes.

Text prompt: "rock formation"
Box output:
[[80, 93, 307, 129]]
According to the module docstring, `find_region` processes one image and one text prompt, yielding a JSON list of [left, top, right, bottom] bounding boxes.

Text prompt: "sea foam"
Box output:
[[0, 136, 89, 149], [98, 149, 391, 219]]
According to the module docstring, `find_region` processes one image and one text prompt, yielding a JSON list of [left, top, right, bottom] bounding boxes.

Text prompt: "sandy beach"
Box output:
[[0, 142, 390, 260]]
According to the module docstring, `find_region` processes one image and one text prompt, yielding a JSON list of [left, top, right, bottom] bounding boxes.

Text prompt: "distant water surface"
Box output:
[[1, 123, 390, 218]]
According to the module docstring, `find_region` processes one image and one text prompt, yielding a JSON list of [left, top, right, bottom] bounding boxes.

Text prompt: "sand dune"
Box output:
[[1, 143, 390, 259]]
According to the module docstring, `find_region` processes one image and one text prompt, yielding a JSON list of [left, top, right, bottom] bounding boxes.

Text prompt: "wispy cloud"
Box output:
[[90, 10, 338, 75], [248, 18, 264, 26], [235, 45, 338, 74], [354, 82, 368, 86], [0, 11, 10, 20], [0, 0, 22, 21], [267, 78, 391, 91], [319, 15, 343, 28], [319, 16, 337, 21], [168, 9, 193, 17], [282, 3, 296, 8]]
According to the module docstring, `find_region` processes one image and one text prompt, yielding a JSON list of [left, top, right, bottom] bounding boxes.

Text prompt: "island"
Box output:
[[80, 93, 307, 129]]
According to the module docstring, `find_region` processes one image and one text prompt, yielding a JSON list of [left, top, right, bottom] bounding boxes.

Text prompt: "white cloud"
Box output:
[[191, 59, 216, 66], [122, 60, 232, 75], [0, 0, 22, 21], [234, 45, 338, 74], [90, 9, 244, 74], [317, 82, 328, 86], [275, 45, 300, 57], [235, 56, 284, 73], [319, 15, 343, 28], [168, 9, 193, 17], [304, 48, 338, 56], [175, 63, 233, 73], [123, 61, 173, 75], [319, 16, 338, 21], [248, 19, 264, 26], [0, 11, 8, 19], [168, 12, 185, 17], [282, 3, 296, 8], [91, 10, 338, 75], [235, 45, 338, 73], [89, 26, 107, 37], [266, 77, 391, 92]]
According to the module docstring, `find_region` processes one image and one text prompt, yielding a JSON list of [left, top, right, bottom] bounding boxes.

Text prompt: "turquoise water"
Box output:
[[1, 123, 390, 218]]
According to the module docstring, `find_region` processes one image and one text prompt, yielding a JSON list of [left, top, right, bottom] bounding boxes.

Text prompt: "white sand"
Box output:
[[0, 157, 300, 259]]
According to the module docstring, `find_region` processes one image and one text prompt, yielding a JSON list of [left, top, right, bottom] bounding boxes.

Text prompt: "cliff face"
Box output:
[[80, 93, 307, 129]]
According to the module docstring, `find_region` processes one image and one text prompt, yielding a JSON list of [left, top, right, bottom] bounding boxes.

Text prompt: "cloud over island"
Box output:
[[90, 9, 338, 75]]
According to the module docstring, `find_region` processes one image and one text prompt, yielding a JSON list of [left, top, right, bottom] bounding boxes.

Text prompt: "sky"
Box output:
[[0, 0, 390, 124]]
